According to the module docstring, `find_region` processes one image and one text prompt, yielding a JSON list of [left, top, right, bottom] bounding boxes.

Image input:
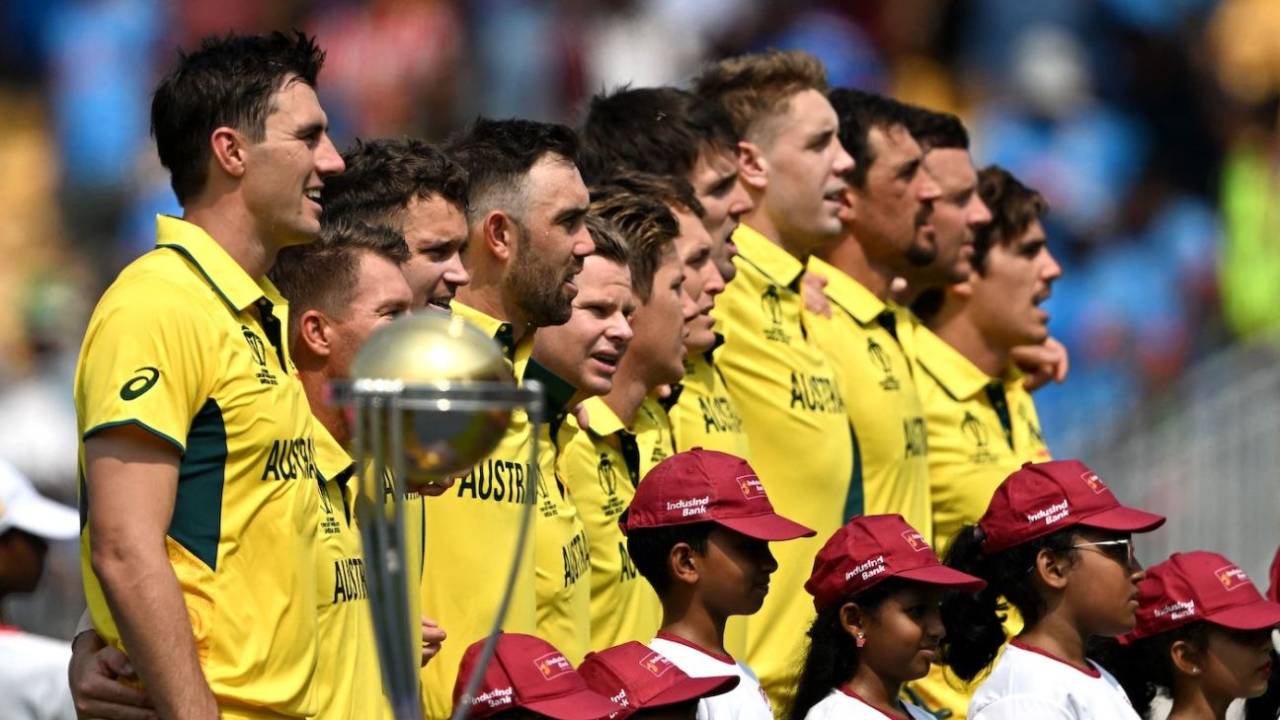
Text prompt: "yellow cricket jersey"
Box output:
[[668, 336, 751, 461], [712, 225, 854, 711], [525, 364, 592, 664], [907, 323, 1051, 719], [420, 302, 539, 719], [806, 257, 931, 537], [556, 395, 671, 651], [312, 423, 389, 720], [75, 216, 320, 718]]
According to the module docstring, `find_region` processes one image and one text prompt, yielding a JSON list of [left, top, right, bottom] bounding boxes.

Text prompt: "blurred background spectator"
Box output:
[[1, 0, 1275, 639]]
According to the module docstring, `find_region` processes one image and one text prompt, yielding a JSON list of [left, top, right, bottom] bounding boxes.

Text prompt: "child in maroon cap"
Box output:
[[789, 514, 985, 720], [578, 641, 739, 719], [938, 460, 1166, 720], [620, 448, 815, 719], [451, 633, 621, 719], [1096, 551, 1280, 720]]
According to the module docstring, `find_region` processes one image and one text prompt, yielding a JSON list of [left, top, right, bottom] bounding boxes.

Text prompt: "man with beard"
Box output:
[[529, 216, 636, 663], [804, 91, 976, 544], [556, 187, 689, 652], [908, 166, 1059, 718], [421, 118, 594, 715], [577, 87, 752, 461], [693, 50, 854, 709], [74, 32, 343, 719], [319, 137, 471, 310]]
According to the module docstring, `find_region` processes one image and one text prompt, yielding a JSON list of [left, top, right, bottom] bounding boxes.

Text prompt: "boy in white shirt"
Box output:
[[622, 449, 815, 718]]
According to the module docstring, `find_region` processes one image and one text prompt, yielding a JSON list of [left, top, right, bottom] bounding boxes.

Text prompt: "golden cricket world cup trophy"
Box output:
[[333, 310, 544, 720]]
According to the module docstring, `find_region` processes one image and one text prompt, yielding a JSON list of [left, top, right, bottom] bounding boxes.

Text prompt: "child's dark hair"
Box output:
[[1090, 625, 1210, 718], [787, 579, 903, 720], [626, 522, 715, 593], [939, 524, 1079, 681]]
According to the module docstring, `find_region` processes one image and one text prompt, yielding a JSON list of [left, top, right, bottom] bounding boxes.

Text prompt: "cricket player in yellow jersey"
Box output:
[[75, 32, 342, 720], [907, 166, 1059, 717], [692, 50, 855, 709], [558, 187, 690, 651], [531, 215, 636, 662], [578, 86, 755, 460], [423, 118, 593, 717]]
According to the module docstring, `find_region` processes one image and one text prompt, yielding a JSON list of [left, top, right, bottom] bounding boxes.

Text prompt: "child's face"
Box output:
[[1061, 529, 1144, 636], [1196, 626, 1275, 701], [858, 583, 947, 683], [698, 527, 778, 616]]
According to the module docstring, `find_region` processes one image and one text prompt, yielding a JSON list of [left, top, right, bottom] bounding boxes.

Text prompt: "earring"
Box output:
[[855, 632, 866, 648], [1190, 667, 1201, 675]]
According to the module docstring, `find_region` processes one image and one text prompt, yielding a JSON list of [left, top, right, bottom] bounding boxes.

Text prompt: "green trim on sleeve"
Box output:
[[83, 419, 186, 455]]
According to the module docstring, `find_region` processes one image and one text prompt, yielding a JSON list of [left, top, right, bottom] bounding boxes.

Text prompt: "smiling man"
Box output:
[[320, 137, 471, 310], [75, 31, 343, 719]]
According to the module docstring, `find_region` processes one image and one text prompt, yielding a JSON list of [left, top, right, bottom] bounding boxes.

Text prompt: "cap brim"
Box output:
[[896, 564, 988, 592], [525, 690, 622, 720], [9, 494, 80, 541], [1206, 599, 1280, 632], [643, 673, 740, 710], [1079, 506, 1166, 535], [718, 513, 815, 541]]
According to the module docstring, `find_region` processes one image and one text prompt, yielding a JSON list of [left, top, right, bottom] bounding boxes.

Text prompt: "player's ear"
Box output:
[[838, 601, 869, 643], [209, 126, 248, 180], [483, 210, 515, 263], [297, 309, 332, 358], [669, 542, 701, 586], [736, 141, 768, 192]]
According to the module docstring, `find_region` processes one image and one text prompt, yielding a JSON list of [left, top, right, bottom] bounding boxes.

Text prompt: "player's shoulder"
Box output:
[[93, 248, 223, 321]]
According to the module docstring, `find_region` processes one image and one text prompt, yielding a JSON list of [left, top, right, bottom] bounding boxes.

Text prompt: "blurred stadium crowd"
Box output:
[[2, 0, 1280, 636]]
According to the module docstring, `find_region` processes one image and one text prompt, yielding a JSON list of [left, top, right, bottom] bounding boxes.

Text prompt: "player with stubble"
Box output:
[[74, 32, 343, 720], [691, 50, 855, 709]]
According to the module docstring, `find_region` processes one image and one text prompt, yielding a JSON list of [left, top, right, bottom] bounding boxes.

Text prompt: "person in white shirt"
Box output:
[[1095, 551, 1280, 720], [790, 514, 986, 720], [0, 459, 80, 720], [938, 460, 1166, 720], [621, 449, 817, 719]]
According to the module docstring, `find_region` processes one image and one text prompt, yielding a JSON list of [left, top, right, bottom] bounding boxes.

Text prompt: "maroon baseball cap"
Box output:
[[453, 633, 622, 719], [578, 641, 738, 718], [1126, 551, 1280, 640], [977, 460, 1166, 555], [620, 449, 814, 541], [804, 514, 986, 611]]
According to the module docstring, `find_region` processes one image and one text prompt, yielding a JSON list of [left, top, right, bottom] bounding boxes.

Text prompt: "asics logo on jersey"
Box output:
[[119, 366, 160, 400]]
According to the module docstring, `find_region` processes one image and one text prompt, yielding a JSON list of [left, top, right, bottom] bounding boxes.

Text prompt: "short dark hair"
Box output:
[[585, 214, 631, 268], [152, 30, 326, 205], [588, 186, 679, 301], [826, 88, 918, 188], [626, 522, 715, 594], [693, 50, 829, 143], [974, 165, 1048, 272], [269, 220, 410, 343], [447, 117, 580, 224], [577, 86, 738, 185], [903, 106, 970, 151], [323, 138, 469, 227], [592, 170, 704, 218]]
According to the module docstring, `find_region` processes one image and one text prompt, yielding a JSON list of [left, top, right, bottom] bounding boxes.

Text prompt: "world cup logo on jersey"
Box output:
[[962, 411, 996, 464], [597, 453, 619, 498], [761, 286, 790, 343], [243, 325, 268, 367], [867, 337, 899, 391], [1215, 565, 1251, 592]]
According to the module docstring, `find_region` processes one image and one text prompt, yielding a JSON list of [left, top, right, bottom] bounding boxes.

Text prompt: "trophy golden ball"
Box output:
[[349, 310, 515, 487]]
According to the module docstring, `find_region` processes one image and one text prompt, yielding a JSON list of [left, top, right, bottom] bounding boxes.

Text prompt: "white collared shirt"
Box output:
[[804, 687, 935, 719], [650, 634, 774, 719], [968, 641, 1139, 720]]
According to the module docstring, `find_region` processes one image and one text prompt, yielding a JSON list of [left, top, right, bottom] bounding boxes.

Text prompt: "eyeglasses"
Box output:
[[1072, 538, 1139, 569]]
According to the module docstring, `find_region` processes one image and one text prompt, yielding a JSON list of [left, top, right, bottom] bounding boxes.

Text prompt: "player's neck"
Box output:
[[818, 233, 895, 300], [1018, 616, 1091, 670], [740, 205, 812, 262], [298, 366, 350, 446], [600, 371, 648, 428], [183, 201, 278, 279], [929, 302, 1007, 377], [845, 668, 905, 718]]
